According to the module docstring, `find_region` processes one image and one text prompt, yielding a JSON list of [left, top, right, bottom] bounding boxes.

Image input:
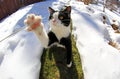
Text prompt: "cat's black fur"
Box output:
[[47, 6, 72, 67]]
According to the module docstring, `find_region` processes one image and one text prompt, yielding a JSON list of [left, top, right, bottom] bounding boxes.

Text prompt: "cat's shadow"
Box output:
[[40, 45, 79, 79]]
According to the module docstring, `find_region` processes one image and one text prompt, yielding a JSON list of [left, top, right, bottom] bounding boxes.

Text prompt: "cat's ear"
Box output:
[[48, 7, 55, 14], [62, 6, 71, 13]]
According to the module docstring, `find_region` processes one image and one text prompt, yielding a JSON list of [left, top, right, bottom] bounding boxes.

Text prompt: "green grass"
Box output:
[[39, 35, 84, 79]]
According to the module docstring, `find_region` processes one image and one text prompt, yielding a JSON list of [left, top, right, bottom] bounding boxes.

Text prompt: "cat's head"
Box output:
[[48, 6, 71, 27]]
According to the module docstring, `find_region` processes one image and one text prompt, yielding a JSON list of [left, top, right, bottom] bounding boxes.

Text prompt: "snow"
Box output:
[[0, 0, 54, 79], [70, 1, 120, 79], [0, 0, 120, 79]]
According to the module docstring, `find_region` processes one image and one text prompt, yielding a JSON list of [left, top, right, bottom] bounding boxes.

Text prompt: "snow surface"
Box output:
[[70, 1, 120, 79], [0, 0, 120, 79], [0, 0, 54, 79]]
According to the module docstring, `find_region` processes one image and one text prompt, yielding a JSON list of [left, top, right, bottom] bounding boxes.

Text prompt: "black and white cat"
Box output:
[[24, 6, 72, 67], [48, 6, 72, 67]]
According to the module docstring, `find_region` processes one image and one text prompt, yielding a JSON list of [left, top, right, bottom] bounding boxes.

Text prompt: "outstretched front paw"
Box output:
[[24, 14, 43, 31]]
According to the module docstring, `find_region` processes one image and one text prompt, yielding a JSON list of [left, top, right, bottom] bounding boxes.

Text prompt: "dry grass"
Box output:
[[108, 41, 120, 50]]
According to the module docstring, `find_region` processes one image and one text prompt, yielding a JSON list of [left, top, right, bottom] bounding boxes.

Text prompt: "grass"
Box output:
[[39, 35, 84, 79]]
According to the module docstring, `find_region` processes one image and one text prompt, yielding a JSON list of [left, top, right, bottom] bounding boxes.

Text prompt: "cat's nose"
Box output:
[[52, 19, 56, 23]]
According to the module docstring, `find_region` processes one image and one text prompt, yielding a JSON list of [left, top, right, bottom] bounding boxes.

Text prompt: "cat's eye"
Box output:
[[60, 16, 64, 20], [50, 15, 54, 19], [51, 16, 53, 19]]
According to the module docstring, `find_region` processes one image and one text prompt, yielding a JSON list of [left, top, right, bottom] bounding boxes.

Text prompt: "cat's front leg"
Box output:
[[24, 14, 49, 48], [36, 26, 49, 48]]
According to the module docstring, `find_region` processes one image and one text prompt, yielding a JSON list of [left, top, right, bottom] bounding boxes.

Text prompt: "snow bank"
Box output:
[[70, 1, 120, 79], [0, 0, 54, 79]]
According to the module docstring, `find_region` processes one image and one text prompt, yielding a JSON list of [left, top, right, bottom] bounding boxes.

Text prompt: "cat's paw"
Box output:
[[67, 61, 72, 68], [24, 14, 35, 26], [24, 14, 43, 31]]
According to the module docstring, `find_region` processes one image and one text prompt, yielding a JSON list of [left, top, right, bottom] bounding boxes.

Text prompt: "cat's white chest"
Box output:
[[51, 25, 70, 41]]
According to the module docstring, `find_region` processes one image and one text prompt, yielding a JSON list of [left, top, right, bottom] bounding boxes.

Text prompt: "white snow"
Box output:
[[0, 0, 54, 79], [70, 1, 120, 79], [0, 0, 120, 79]]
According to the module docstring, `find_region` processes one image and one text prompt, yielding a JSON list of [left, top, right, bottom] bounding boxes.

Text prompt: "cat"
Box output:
[[24, 6, 72, 67], [48, 6, 72, 67]]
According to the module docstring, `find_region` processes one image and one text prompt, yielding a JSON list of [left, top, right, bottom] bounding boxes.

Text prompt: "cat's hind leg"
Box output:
[[60, 35, 72, 67]]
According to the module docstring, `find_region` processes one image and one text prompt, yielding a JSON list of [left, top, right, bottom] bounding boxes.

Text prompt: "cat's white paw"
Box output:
[[24, 14, 43, 31], [67, 61, 72, 68]]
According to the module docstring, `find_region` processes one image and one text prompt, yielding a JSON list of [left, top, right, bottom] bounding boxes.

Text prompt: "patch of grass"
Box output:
[[39, 35, 84, 79]]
